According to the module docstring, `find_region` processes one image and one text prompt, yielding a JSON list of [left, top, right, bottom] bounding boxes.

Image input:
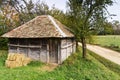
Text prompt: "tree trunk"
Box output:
[[76, 41, 78, 51], [81, 37, 87, 58]]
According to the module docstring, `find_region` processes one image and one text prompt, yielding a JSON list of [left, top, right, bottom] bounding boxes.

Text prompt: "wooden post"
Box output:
[[39, 39, 41, 61], [17, 39, 19, 53], [72, 38, 74, 53], [8, 44, 10, 53], [60, 40, 62, 64], [28, 39, 30, 58], [66, 39, 68, 58], [58, 39, 61, 64], [47, 39, 49, 63]]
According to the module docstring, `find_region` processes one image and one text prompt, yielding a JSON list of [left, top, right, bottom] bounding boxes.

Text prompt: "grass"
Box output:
[[89, 50, 120, 76], [0, 49, 120, 80], [93, 35, 120, 52]]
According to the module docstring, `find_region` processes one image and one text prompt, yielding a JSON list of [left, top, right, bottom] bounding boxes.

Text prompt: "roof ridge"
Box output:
[[47, 15, 66, 37]]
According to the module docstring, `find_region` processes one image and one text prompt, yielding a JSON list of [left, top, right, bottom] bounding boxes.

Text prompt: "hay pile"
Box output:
[[5, 53, 31, 68]]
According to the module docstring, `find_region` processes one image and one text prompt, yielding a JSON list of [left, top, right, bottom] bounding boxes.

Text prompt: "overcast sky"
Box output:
[[41, 0, 120, 22]]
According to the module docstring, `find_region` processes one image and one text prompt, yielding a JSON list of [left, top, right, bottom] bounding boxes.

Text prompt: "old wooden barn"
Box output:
[[2, 15, 76, 64]]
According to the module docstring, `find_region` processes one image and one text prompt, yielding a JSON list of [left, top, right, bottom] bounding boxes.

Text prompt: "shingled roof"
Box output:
[[2, 15, 74, 38]]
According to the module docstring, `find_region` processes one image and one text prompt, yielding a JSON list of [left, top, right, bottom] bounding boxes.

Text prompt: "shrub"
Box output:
[[0, 38, 8, 50]]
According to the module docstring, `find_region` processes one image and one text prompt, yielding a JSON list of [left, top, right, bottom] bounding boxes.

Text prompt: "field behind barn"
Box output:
[[93, 35, 120, 52], [0, 49, 120, 80]]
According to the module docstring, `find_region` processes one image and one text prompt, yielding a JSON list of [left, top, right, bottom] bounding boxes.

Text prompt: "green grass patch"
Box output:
[[93, 35, 120, 52], [28, 61, 44, 67], [0, 50, 8, 67], [0, 49, 120, 80], [89, 50, 120, 76]]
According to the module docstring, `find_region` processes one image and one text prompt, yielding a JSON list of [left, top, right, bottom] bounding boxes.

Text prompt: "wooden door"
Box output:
[[49, 39, 58, 63]]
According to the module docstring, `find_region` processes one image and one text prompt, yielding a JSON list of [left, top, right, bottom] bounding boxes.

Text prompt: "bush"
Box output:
[[0, 50, 8, 66], [0, 38, 8, 50]]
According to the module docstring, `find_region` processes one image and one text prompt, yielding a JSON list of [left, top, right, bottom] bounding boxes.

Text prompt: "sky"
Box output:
[[41, 0, 120, 22], [41, 0, 68, 12], [107, 0, 120, 22]]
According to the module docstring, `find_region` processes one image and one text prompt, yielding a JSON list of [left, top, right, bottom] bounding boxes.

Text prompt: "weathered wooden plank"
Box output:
[[61, 43, 73, 49], [49, 39, 58, 63], [46, 41, 49, 63], [29, 48, 40, 60], [40, 49, 47, 62], [8, 44, 41, 48], [19, 47, 28, 56], [17, 39, 19, 53], [58, 39, 61, 64], [9, 46, 17, 53], [60, 38, 75, 63], [73, 40, 76, 53], [61, 48, 67, 62], [61, 39, 67, 47], [8, 38, 76, 64]]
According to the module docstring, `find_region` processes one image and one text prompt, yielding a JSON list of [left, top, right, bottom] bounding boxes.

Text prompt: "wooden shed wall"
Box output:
[[8, 38, 76, 64], [60, 38, 76, 63], [8, 38, 48, 63]]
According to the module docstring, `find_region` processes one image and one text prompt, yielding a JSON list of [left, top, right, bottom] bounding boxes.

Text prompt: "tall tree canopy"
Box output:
[[0, 0, 50, 32], [67, 0, 113, 58], [112, 20, 120, 35]]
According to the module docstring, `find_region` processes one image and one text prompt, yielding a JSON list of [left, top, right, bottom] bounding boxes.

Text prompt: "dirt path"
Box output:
[[38, 63, 58, 72], [79, 43, 120, 65]]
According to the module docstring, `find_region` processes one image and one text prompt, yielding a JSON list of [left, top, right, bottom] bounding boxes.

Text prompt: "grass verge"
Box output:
[[0, 49, 120, 80], [89, 50, 120, 76]]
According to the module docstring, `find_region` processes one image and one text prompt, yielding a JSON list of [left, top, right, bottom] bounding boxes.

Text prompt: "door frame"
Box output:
[[49, 39, 58, 63]]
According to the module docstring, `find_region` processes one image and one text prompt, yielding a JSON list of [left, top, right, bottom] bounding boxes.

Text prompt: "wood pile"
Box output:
[[5, 53, 31, 68]]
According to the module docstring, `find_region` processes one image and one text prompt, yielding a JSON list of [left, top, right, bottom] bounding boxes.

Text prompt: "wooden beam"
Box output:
[[8, 44, 41, 48], [61, 43, 73, 49]]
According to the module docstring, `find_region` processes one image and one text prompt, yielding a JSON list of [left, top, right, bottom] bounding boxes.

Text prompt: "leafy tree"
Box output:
[[49, 5, 66, 24], [0, 0, 20, 31], [112, 20, 120, 35], [9, 0, 49, 24], [98, 21, 113, 35], [67, 0, 113, 58]]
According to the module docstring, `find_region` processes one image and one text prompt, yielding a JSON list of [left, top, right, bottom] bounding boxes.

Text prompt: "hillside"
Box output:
[[0, 50, 120, 80]]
